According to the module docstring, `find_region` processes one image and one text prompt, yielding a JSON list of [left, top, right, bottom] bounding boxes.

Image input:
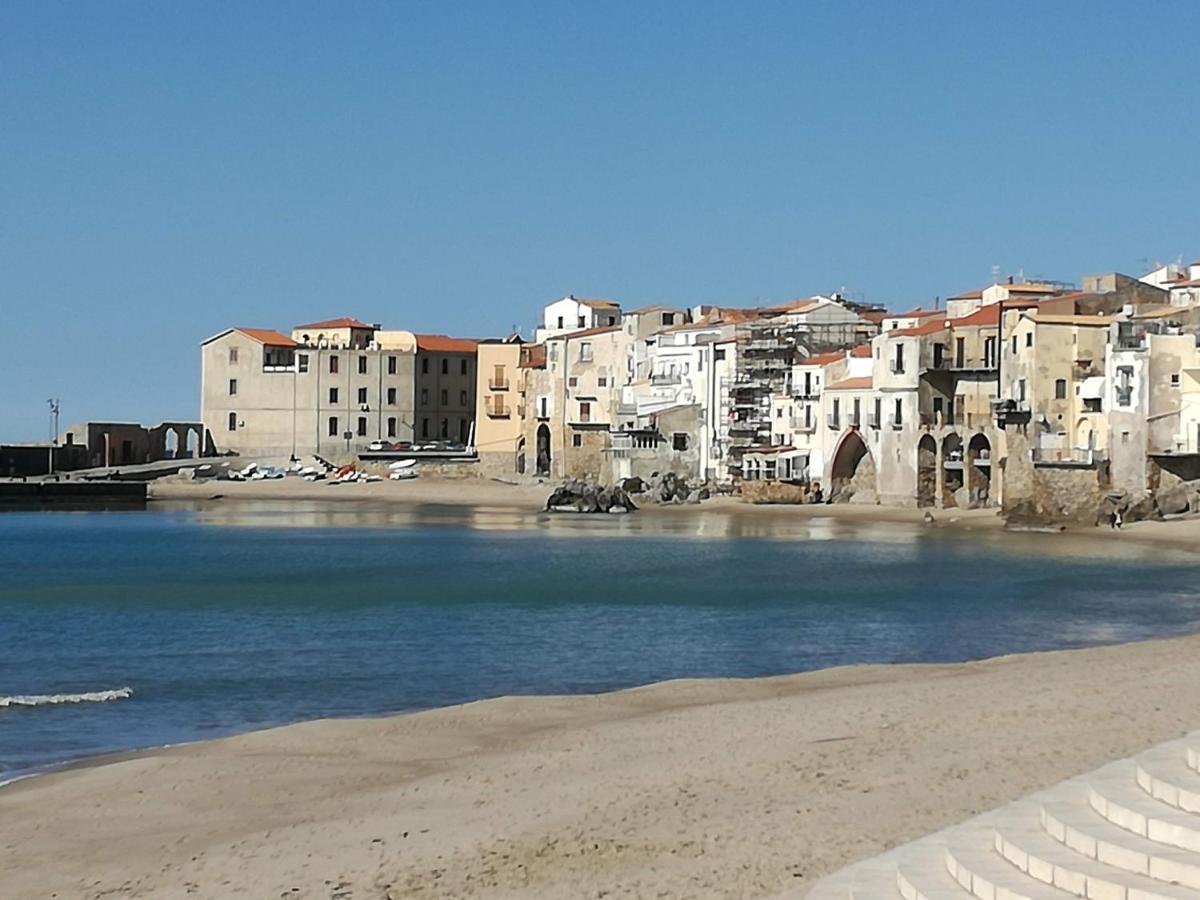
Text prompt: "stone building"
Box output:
[[414, 335, 478, 445]]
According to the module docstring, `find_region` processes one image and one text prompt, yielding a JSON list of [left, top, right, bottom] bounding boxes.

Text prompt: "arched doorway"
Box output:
[[186, 427, 199, 459], [941, 433, 963, 507], [967, 433, 992, 508], [516, 436, 526, 476], [536, 424, 551, 477], [916, 434, 937, 507], [164, 429, 179, 460], [829, 430, 875, 503]]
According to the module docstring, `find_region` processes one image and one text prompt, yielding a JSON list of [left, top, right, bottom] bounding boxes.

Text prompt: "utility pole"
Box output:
[[47, 398, 61, 476]]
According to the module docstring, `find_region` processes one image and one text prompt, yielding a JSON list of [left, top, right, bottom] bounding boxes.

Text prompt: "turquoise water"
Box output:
[[3, 503, 1200, 780]]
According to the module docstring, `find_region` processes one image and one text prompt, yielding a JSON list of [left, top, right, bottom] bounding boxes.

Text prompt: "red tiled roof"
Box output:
[[799, 350, 846, 367], [826, 376, 873, 391], [570, 297, 619, 309], [949, 304, 1001, 327], [234, 328, 298, 347], [294, 317, 375, 330], [850, 344, 873, 357], [563, 325, 620, 340], [889, 319, 949, 337], [415, 334, 479, 353]]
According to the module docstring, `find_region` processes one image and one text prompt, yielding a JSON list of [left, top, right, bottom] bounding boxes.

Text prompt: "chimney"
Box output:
[[1007, 275, 1014, 285]]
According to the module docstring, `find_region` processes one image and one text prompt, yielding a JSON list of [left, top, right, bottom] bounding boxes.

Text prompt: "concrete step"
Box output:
[[1086, 764, 1200, 853], [944, 833, 1075, 899], [897, 853, 971, 900], [1040, 794, 1200, 889], [1136, 741, 1200, 814], [993, 813, 1197, 899]]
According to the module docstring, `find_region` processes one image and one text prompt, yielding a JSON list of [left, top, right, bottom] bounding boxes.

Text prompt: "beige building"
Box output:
[[200, 318, 432, 459], [414, 335, 478, 445], [474, 338, 525, 476]]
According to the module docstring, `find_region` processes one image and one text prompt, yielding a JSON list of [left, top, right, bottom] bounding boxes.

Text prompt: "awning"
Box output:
[[1081, 376, 1106, 400]]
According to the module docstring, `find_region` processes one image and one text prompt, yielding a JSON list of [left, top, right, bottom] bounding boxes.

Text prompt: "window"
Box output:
[[577, 315, 586, 328], [229, 347, 239, 364], [1025, 333, 1033, 348], [298, 354, 309, 373], [227, 412, 237, 432], [893, 344, 904, 374], [228, 378, 237, 396], [421, 418, 429, 438], [715, 348, 725, 361], [387, 355, 397, 375], [1116, 366, 1134, 406], [933, 343, 945, 368], [422, 357, 429, 374], [329, 387, 339, 403], [328, 416, 338, 437], [598, 375, 607, 387], [1012, 336, 1017, 354], [421, 388, 429, 405], [440, 418, 449, 438], [330, 355, 339, 374], [1055, 379, 1067, 400], [387, 417, 397, 437], [358, 355, 367, 374], [1083, 398, 1102, 413], [893, 398, 903, 427], [579, 401, 591, 422], [460, 359, 468, 375], [776, 407, 783, 419], [954, 337, 964, 368], [549, 344, 558, 362], [556, 316, 564, 329], [1172, 373, 1181, 388], [387, 387, 397, 405], [661, 312, 675, 326], [440, 389, 448, 405], [1018, 378, 1027, 403], [579, 341, 593, 362], [984, 337, 996, 368], [572, 434, 582, 447], [357, 416, 367, 436], [441, 359, 448, 375], [873, 397, 882, 428], [357, 387, 368, 405], [673, 432, 689, 451], [460, 390, 467, 406]]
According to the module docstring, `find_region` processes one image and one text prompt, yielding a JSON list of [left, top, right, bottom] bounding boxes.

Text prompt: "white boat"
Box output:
[[388, 459, 417, 470]]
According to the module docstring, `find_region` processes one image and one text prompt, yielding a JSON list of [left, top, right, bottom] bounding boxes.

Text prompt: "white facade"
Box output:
[[535, 295, 622, 342]]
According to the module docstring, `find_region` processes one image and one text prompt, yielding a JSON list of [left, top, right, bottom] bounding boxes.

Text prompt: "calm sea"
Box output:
[[3, 501, 1199, 780]]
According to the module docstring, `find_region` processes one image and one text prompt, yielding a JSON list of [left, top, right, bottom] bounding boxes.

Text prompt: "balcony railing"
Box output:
[[888, 415, 903, 429], [827, 414, 840, 429], [792, 419, 817, 433], [867, 413, 881, 429], [487, 402, 511, 418], [651, 372, 682, 385], [489, 377, 509, 390]]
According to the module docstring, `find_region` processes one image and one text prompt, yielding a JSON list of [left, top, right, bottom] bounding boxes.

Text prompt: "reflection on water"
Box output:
[[167, 498, 1189, 563]]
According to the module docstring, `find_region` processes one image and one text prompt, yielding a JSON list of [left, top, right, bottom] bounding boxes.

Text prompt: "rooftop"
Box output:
[[562, 324, 621, 341], [1026, 313, 1116, 327], [889, 319, 949, 337], [826, 376, 874, 391], [888, 308, 945, 320], [233, 328, 298, 347], [566, 295, 619, 310], [294, 317, 375, 330], [415, 334, 479, 353]]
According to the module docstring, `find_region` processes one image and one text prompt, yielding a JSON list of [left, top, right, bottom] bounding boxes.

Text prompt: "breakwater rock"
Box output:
[[545, 480, 639, 514]]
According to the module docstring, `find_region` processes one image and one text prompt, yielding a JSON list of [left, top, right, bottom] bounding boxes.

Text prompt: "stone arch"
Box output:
[[536, 424, 551, 477], [1076, 418, 1096, 452], [941, 433, 964, 507], [967, 433, 992, 508], [829, 430, 876, 503], [164, 429, 179, 459], [916, 434, 937, 508], [186, 427, 199, 458], [516, 436, 527, 476]]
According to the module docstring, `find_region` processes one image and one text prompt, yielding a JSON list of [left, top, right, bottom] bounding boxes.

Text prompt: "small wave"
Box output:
[[0, 688, 133, 710]]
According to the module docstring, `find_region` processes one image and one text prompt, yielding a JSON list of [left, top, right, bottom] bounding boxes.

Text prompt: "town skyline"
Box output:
[[5, 1, 1200, 439]]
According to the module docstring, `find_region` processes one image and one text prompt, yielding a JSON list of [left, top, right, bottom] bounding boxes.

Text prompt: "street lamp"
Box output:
[[47, 398, 60, 476]]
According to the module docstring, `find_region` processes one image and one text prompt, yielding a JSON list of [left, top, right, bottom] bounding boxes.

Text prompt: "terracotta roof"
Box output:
[[798, 350, 846, 367], [1171, 279, 1200, 288], [826, 376, 873, 391], [861, 311, 888, 324], [947, 289, 984, 301], [415, 334, 479, 352], [889, 319, 949, 337], [850, 344, 873, 357], [568, 297, 619, 310], [563, 325, 620, 340], [948, 305, 1001, 327], [234, 328, 298, 347], [889, 308, 944, 319], [775, 299, 822, 314], [1132, 307, 1184, 320], [294, 317, 375, 330]]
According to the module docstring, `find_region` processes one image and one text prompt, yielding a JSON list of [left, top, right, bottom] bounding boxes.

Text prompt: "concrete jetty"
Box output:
[[0, 480, 147, 509]]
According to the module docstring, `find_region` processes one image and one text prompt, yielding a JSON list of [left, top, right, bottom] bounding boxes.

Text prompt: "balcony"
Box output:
[[827, 414, 840, 430], [847, 413, 861, 428], [486, 402, 511, 418], [867, 413, 881, 429], [888, 415, 903, 430], [889, 361, 906, 375], [792, 418, 817, 433], [651, 372, 682, 385], [489, 377, 510, 390]]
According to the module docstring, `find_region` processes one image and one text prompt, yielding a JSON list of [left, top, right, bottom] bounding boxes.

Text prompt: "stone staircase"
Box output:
[[796, 734, 1200, 899]]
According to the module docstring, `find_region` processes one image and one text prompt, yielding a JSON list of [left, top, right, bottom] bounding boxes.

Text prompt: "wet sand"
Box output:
[[5, 635, 1200, 899]]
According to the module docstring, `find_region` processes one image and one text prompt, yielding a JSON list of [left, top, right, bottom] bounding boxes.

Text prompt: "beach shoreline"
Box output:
[[148, 475, 1200, 551], [7, 634, 1200, 899]]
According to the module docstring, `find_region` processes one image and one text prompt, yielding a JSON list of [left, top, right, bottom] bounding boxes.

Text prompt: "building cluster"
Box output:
[[200, 259, 1200, 516]]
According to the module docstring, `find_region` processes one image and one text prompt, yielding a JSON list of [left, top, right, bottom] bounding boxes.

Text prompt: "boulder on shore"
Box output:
[[545, 480, 638, 514]]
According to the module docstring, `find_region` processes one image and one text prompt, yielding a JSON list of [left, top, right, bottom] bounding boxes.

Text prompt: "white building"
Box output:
[[534, 295, 622, 342]]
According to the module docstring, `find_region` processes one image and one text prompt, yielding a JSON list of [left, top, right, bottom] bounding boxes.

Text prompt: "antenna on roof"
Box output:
[[991, 264, 1001, 283]]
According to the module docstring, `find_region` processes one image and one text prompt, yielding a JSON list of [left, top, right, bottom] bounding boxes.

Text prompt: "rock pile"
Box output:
[[621, 472, 713, 506], [1102, 480, 1200, 524], [545, 479, 638, 514]]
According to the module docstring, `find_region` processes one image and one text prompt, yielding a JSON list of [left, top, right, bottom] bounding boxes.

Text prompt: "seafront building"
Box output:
[[194, 260, 1200, 521]]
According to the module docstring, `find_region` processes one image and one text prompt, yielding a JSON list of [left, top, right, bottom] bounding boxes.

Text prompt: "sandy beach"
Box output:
[[6, 633, 1200, 900]]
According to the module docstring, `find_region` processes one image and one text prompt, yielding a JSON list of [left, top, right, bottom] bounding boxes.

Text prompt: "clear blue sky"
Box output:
[[2, 1, 1198, 440]]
